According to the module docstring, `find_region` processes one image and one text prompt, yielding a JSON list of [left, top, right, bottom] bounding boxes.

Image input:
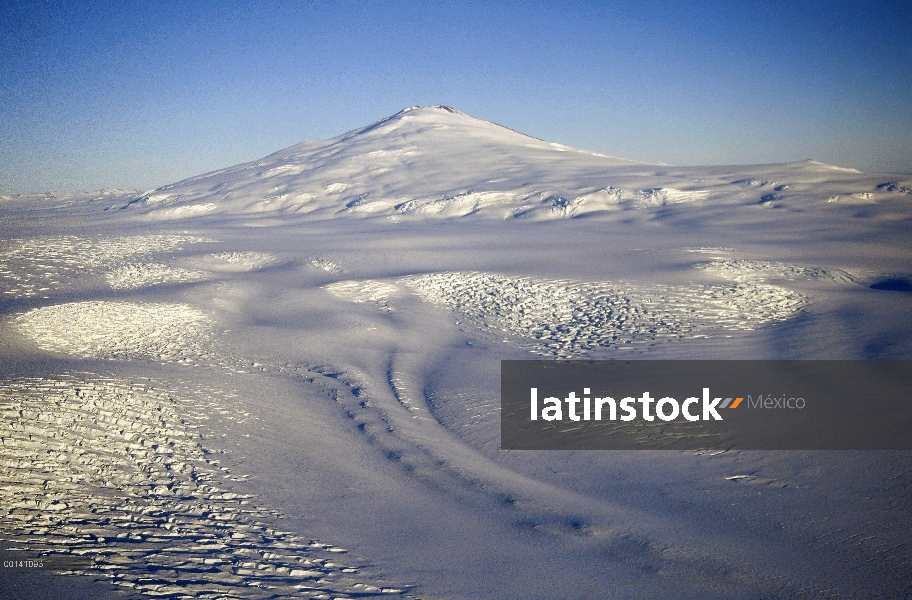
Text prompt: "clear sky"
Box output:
[[2, 0, 911, 194]]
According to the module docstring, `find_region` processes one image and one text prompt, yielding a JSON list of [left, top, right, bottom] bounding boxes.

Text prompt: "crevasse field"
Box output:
[[1, 106, 911, 599]]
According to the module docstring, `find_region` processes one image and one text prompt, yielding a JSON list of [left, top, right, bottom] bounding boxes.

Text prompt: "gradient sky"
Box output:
[[2, 0, 911, 194]]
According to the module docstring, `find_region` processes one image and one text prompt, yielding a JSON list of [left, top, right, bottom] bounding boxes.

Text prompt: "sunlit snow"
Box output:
[[2, 106, 911, 599]]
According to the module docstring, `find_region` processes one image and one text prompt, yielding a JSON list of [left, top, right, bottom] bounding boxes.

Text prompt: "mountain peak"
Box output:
[[124, 107, 656, 220], [397, 104, 462, 114]]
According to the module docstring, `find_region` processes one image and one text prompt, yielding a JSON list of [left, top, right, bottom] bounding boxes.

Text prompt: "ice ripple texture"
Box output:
[[328, 272, 807, 357], [106, 263, 207, 290], [13, 301, 216, 364], [0, 234, 211, 299], [0, 375, 406, 599], [694, 259, 857, 283]]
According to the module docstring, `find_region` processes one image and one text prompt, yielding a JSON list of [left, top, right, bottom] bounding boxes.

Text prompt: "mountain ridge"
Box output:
[[122, 106, 909, 221]]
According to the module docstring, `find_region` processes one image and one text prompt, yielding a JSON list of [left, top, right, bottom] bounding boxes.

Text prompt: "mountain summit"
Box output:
[[126, 106, 900, 221], [125, 105, 660, 220]]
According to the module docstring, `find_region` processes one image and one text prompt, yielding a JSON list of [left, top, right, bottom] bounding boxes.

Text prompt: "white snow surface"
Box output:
[[2, 106, 912, 599], [116, 105, 912, 223]]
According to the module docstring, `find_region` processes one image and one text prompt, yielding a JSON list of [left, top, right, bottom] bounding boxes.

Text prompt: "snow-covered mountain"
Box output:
[[4, 106, 912, 600], [124, 105, 912, 221]]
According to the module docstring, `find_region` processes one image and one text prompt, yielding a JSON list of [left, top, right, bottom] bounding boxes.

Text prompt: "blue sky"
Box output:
[[2, 0, 911, 194]]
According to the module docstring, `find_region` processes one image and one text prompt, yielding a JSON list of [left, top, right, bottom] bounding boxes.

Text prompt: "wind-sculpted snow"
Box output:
[[107, 263, 208, 290], [203, 252, 282, 272], [403, 273, 805, 357], [623, 188, 712, 208], [0, 234, 212, 299], [0, 374, 407, 599], [140, 203, 218, 218], [14, 302, 216, 364], [325, 272, 806, 358], [4, 106, 912, 598], [392, 191, 521, 217], [323, 280, 401, 312], [306, 257, 342, 273], [695, 259, 858, 283]]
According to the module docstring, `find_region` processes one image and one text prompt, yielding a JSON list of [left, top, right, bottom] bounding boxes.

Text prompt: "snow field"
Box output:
[[0, 374, 406, 599], [14, 302, 215, 364], [306, 257, 342, 273], [403, 273, 806, 356], [106, 263, 207, 290], [119, 107, 910, 225], [695, 259, 858, 283], [202, 252, 282, 272], [323, 280, 403, 312], [325, 271, 807, 358], [2, 106, 910, 598], [0, 234, 212, 298]]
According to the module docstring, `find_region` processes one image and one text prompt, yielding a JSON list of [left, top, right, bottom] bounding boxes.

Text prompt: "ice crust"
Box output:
[[0, 375, 406, 599], [325, 271, 808, 357], [0, 235, 211, 299], [14, 301, 215, 363]]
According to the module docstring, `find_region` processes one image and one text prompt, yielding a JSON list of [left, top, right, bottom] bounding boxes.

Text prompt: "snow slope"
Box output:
[[2, 107, 912, 599], [119, 105, 912, 223]]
